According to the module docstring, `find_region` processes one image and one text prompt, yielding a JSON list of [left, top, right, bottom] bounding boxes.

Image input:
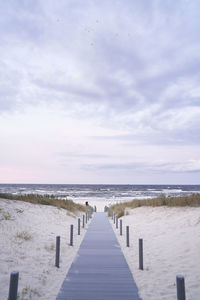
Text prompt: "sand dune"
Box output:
[[111, 206, 200, 300], [1, 198, 200, 300], [0, 198, 88, 300]]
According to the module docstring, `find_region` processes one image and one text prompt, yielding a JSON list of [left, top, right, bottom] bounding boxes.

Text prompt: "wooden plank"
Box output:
[[56, 212, 142, 300]]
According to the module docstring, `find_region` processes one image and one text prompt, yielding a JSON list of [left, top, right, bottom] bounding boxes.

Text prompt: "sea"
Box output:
[[0, 184, 200, 208]]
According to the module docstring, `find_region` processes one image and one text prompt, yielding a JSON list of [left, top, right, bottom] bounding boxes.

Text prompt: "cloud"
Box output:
[[57, 152, 110, 159], [82, 159, 200, 174], [1, 0, 200, 188]]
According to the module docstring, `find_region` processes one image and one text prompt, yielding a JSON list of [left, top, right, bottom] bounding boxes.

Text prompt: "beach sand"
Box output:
[[0, 198, 89, 300], [1, 198, 200, 300], [110, 206, 200, 300]]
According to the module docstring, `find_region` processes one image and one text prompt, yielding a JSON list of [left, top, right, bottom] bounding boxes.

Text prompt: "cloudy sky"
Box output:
[[0, 0, 200, 184]]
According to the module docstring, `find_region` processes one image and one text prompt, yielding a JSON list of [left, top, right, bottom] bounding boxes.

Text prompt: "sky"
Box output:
[[0, 0, 200, 184]]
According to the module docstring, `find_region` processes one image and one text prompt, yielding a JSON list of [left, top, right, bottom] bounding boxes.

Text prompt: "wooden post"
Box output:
[[78, 218, 81, 235], [116, 216, 118, 229], [120, 219, 122, 235], [139, 238, 143, 270], [85, 212, 88, 224], [176, 275, 186, 300], [70, 225, 73, 246], [55, 236, 60, 268], [82, 214, 85, 228], [126, 226, 130, 247], [8, 271, 19, 300]]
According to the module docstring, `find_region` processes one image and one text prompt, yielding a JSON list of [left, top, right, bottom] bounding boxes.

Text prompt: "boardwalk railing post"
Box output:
[[120, 219, 122, 235], [82, 215, 85, 228], [126, 226, 130, 247], [55, 236, 60, 268], [108, 208, 112, 218], [108, 207, 111, 216], [70, 224, 73, 246], [78, 218, 81, 235], [8, 271, 19, 300], [176, 275, 186, 300], [116, 216, 118, 229], [85, 212, 88, 224], [139, 238, 143, 270]]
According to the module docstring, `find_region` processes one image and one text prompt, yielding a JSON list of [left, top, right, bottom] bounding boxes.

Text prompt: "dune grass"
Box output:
[[110, 193, 200, 218], [16, 231, 32, 241], [0, 193, 89, 213]]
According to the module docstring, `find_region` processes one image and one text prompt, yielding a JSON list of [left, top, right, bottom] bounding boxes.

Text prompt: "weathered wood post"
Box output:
[[8, 271, 19, 300], [55, 236, 60, 268], [85, 213, 87, 224], [116, 216, 118, 229], [70, 224, 73, 246], [120, 219, 122, 235], [126, 226, 130, 247], [113, 214, 116, 224], [78, 218, 81, 235], [139, 238, 143, 270], [108, 207, 111, 216], [176, 275, 186, 300], [82, 214, 85, 228]]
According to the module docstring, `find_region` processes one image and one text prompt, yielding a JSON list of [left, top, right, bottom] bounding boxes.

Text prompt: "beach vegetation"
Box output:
[[18, 286, 41, 299], [111, 193, 200, 217], [0, 193, 89, 213], [3, 212, 12, 220], [16, 231, 32, 241], [44, 243, 55, 252], [0, 209, 12, 221]]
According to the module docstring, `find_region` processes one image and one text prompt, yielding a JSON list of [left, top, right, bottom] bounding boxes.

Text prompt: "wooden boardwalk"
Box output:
[[56, 212, 142, 300]]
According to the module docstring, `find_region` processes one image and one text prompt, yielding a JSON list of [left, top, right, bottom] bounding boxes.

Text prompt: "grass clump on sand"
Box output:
[[44, 243, 55, 252], [16, 231, 32, 241], [111, 193, 200, 218], [0, 193, 89, 213], [18, 286, 41, 299], [0, 210, 12, 220]]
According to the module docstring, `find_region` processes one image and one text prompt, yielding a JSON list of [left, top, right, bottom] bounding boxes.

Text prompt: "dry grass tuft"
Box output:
[[15, 231, 32, 241], [111, 193, 200, 218], [44, 243, 55, 252], [0, 209, 12, 221], [18, 286, 41, 299]]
